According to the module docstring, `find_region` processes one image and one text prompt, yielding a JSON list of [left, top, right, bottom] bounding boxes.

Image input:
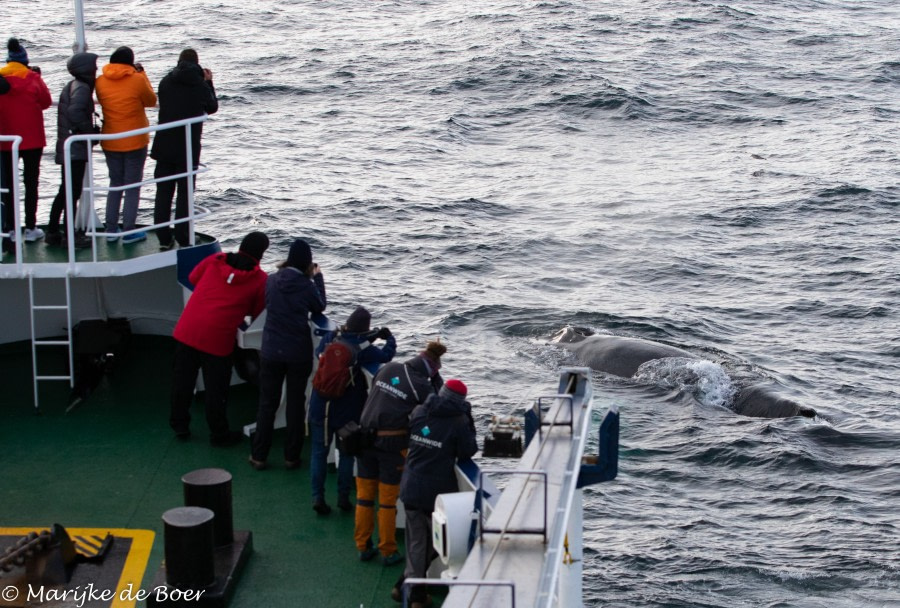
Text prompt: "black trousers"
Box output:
[[47, 160, 87, 234], [169, 341, 234, 439], [153, 160, 193, 246], [0, 148, 43, 231], [251, 357, 312, 463]]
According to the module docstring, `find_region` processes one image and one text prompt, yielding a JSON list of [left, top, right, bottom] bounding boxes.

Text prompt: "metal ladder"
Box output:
[[28, 273, 75, 411]]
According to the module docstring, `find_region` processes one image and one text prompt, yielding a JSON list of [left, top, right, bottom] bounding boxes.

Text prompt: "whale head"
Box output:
[[550, 326, 592, 344], [733, 384, 816, 419]]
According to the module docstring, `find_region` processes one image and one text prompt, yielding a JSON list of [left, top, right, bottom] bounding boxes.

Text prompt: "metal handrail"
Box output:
[[0, 135, 24, 272], [535, 393, 576, 440], [479, 468, 548, 543], [2, 115, 211, 268], [401, 578, 516, 608], [61, 114, 209, 264]]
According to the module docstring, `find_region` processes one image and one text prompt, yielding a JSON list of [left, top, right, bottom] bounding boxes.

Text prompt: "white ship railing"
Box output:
[[1, 115, 212, 270], [0, 135, 24, 272], [437, 368, 595, 607], [61, 115, 212, 265]]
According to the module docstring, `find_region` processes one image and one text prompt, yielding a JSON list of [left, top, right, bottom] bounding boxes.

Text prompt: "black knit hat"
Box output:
[[7, 38, 28, 65], [238, 231, 269, 261], [343, 306, 371, 334], [178, 48, 199, 64], [110, 46, 134, 66], [286, 239, 312, 271]]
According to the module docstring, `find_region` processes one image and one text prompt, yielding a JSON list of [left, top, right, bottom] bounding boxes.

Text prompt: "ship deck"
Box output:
[[0, 335, 420, 608]]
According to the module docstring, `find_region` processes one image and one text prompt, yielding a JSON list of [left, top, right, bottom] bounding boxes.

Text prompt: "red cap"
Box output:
[[444, 379, 467, 397]]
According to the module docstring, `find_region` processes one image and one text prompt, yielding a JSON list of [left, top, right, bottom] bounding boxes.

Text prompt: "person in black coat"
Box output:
[[151, 48, 218, 250], [392, 379, 477, 607], [45, 52, 98, 248]]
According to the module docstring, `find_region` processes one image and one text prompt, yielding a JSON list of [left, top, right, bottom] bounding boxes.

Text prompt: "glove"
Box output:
[[377, 327, 392, 341]]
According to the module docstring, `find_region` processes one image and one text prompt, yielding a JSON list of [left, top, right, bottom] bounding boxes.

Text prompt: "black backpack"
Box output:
[[312, 337, 359, 400]]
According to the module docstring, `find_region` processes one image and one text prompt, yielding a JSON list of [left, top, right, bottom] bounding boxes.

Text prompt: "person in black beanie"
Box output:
[[251, 239, 327, 469], [0, 38, 52, 250], [306, 305, 397, 514], [169, 231, 269, 445], [151, 47, 217, 250]]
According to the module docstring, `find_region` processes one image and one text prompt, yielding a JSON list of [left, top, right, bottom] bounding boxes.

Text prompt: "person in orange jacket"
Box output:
[[95, 46, 157, 244], [0, 38, 52, 252]]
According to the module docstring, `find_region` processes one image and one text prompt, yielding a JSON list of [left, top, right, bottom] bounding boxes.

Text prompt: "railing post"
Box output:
[[184, 123, 195, 246]]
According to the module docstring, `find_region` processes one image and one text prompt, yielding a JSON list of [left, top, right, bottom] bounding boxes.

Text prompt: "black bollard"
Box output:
[[182, 468, 234, 547], [162, 506, 215, 589]]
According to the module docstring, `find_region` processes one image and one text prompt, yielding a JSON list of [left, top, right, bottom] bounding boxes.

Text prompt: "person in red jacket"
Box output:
[[169, 231, 269, 446], [95, 46, 157, 244], [0, 38, 52, 251]]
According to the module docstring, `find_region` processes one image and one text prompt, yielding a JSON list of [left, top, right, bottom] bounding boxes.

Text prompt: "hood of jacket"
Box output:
[[272, 266, 308, 293], [67, 52, 98, 85], [170, 61, 205, 86], [210, 253, 260, 286], [420, 391, 471, 420], [100, 62, 136, 81], [0, 62, 31, 78]]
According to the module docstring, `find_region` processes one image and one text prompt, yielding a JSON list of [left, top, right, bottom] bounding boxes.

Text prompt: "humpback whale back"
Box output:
[[551, 328, 816, 419]]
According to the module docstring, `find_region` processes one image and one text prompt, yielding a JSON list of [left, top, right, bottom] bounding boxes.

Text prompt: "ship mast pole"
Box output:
[[73, 0, 87, 52]]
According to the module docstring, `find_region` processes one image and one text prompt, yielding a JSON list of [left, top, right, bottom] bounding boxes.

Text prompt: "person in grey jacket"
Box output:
[[45, 52, 98, 248]]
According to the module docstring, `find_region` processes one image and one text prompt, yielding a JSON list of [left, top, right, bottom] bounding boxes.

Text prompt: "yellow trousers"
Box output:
[[354, 477, 401, 556]]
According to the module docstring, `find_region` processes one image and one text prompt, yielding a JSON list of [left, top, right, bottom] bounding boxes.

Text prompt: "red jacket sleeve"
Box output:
[[188, 254, 214, 287], [35, 76, 51, 110]]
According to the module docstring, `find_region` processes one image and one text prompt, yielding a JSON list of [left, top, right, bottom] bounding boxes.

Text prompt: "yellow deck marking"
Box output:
[[0, 527, 155, 608]]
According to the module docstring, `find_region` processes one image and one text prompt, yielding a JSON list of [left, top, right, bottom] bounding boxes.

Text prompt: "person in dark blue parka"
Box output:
[[308, 306, 397, 515], [250, 238, 326, 469], [393, 379, 478, 606]]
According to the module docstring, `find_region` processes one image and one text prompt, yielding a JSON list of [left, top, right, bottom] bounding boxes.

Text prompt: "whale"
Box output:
[[552, 327, 816, 419]]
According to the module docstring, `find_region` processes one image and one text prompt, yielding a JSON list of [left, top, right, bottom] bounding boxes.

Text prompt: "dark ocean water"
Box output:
[[19, 1, 900, 606]]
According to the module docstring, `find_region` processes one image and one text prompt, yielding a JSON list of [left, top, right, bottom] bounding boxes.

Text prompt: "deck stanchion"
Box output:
[[161, 506, 216, 589], [182, 468, 235, 547]]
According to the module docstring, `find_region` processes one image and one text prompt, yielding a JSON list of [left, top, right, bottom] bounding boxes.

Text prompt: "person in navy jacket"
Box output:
[[393, 379, 477, 607], [250, 239, 326, 469], [307, 306, 397, 515]]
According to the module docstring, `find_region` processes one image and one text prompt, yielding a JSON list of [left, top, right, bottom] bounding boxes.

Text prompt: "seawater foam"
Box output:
[[634, 357, 737, 409]]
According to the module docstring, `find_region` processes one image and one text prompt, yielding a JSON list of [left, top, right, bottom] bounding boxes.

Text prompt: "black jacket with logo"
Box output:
[[400, 391, 478, 511], [360, 355, 442, 442]]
